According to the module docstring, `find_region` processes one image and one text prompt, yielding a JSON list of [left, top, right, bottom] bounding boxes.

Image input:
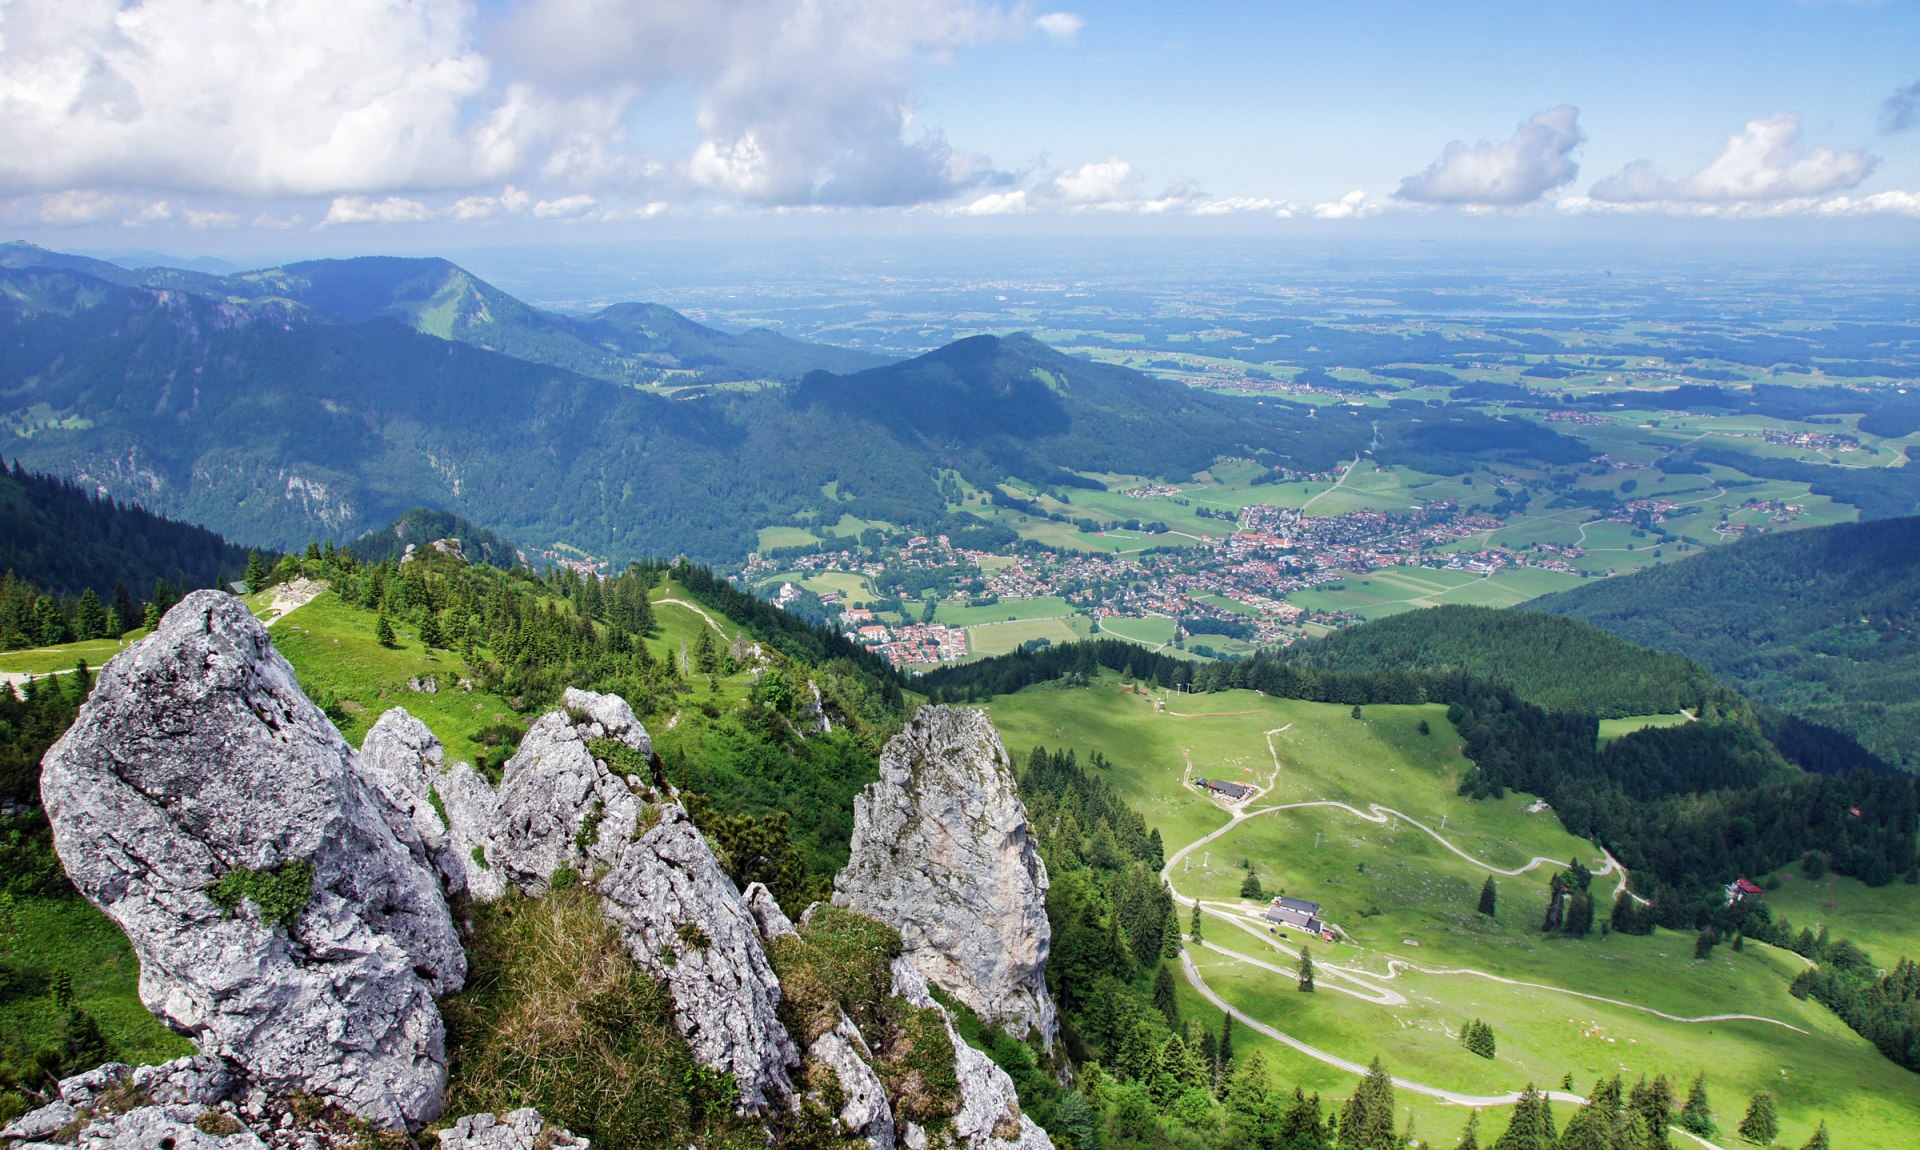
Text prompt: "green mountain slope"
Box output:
[[1529, 516, 1920, 769], [1277, 604, 1730, 718]]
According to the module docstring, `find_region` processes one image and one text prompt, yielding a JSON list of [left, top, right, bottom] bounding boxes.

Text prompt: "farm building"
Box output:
[[1197, 777, 1254, 801], [1265, 896, 1324, 934], [1724, 877, 1764, 905]]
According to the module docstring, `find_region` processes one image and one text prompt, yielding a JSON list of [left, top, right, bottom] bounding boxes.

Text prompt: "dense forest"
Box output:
[[1532, 514, 1920, 770], [0, 462, 259, 604]]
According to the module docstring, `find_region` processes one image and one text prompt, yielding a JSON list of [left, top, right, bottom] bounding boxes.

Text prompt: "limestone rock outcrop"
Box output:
[[889, 961, 1053, 1150], [442, 690, 797, 1112], [359, 709, 464, 896], [39, 591, 464, 1128], [834, 706, 1056, 1046], [437, 1109, 589, 1150]]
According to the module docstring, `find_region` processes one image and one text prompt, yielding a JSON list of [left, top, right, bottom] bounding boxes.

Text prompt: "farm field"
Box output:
[[962, 616, 1088, 658], [983, 676, 1920, 1148], [1758, 869, 1920, 972]]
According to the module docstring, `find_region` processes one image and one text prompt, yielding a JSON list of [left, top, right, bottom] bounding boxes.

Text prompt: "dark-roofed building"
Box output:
[[1196, 777, 1254, 801], [1265, 896, 1324, 934]]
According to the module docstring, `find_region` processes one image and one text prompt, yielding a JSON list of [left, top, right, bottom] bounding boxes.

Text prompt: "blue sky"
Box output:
[[1, 0, 1916, 256]]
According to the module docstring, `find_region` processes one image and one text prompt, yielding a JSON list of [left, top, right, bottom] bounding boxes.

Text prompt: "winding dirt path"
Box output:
[[656, 597, 730, 636]]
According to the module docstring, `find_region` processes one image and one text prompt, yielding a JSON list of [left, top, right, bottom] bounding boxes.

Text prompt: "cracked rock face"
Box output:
[[437, 1108, 589, 1150], [595, 803, 799, 1112], [39, 591, 464, 1128], [834, 706, 1056, 1047], [890, 961, 1053, 1150], [488, 689, 645, 889], [359, 709, 464, 897]]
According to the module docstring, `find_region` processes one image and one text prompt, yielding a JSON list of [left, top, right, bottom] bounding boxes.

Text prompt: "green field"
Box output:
[[1287, 567, 1586, 620], [1759, 869, 1920, 970], [1095, 614, 1179, 648], [0, 635, 147, 675], [983, 677, 1920, 1147], [964, 616, 1089, 658], [755, 525, 823, 550], [1597, 713, 1693, 746], [933, 595, 1075, 627]]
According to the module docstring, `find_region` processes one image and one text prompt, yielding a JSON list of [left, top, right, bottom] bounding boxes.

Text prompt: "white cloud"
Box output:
[[182, 208, 239, 228], [956, 189, 1029, 215], [322, 195, 435, 225], [1039, 158, 1143, 206], [1190, 196, 1285, 216], [36, 189, 126, 224], [1816, 190, 1920, 217], [1311, 190, 1384, 220], [1034, 12, 1084, 40], [1590, 114, 1876, 203], [532, 193, 597, 219], [1395, 106, 1582, 207]]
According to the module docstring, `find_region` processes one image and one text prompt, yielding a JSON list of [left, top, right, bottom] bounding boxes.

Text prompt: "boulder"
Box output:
[[435, 762, 506, 903], [808, 1018, 895, 1150], [488, 690, 645, 890], [437, 1109, 588, 1150], [834, 706, 1056, 1046], [40, 590, 463, 1128]]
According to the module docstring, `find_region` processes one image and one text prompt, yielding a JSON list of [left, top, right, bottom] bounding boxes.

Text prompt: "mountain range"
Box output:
[[1, 243, 1595, 563]]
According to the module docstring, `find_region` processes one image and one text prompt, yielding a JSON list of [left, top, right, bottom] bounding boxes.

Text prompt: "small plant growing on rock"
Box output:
[[675, 922, 711, 950], [195, 1110, 245, 1136], [205, 859, 315, 929]]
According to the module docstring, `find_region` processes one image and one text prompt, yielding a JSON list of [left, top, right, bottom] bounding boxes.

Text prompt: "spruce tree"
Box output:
[[245, 549, 267, 589], [1478, 875, 1497, 917], [1738, 1092, 1778, 1145], [1163, 903, 1183, 958], [376, 609, 397, 649], [1678, 1072, 1717, 1138], [1297, 948, 1315, 992], [1490, 1084, 1555, 1150], [1455, 1110, 1480, 1150], [418, 611, 445, 650], [1152, 963, 1180, 1028], [1629, 1074, 1676, 1150], [1241, 871, 1265, 899], [1190, 898, 1204, 942], [1799, 1120, 1829, 1150], [1216, 1014, 1234, 1092], [1337, 1057, 1398, 1150]]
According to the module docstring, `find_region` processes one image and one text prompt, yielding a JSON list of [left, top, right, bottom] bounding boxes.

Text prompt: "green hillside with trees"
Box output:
[[1531, 515, 1920, 770]]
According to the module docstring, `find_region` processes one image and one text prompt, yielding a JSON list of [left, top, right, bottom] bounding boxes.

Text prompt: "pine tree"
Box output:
[[1190, 899, 1204, 942], [74, 588, 107, 640], [1241, 871, 1265, 899], [1491, 1084, 1555, 1150], [1350, 704, 1364, 720], [418, 611, 445, 650], [1556, 1077, 1623, 1150], [1799, 1120, 1829, 1150], [1337, 1057, 1398, 1150], [1679, 1072, 1717, 1138], [376, 610, 397, 649], [245, 549, 267, 589], [1630, 1074, 1676, 1150], [1297, 948, 1315, 992], [1738, 1092, 1778, 1145], [1478, 875, 1497, 917], [1216, 1013, 1235, 1092], [1163, 902, 1183, 958], [1455, 1111, 1480, 1150], [1152, 963, 1180, 1028]]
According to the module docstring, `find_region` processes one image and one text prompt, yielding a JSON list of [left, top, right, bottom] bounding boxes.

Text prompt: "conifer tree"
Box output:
[[1630, 1074, 1676, 1150], [1799, 1120, 1829, 1150], [1216, 1013, 1234, 1092], [1163, 902, 1183, 959], [74, 588, 107, 640], [245, 549, 267, 589], [1738, 1092, 1778, 1145], [1337, 1057, 1397, 1150], [1190, 898, 1204, 942], [1152, 963, 1180, 1028], [1455, 1111, 1480, 1150], [1478, 875, 1498, 917], [376, 609, 397, 649], [1490, 1084, 1555, 1150], [1241, 871, 1265, 899], [418, 611, 445, 650], [1679, 1072, 1717, 1139], [1297, 948, 1315, 992]]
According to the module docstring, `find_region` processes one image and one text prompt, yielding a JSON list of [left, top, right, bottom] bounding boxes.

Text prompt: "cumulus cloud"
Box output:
[[506, 0, 1024, 207], [36, 190, 128, 225], [1189, 196, 1289, 216], [1034, 12, 1084, 40], [1311, 190, 1384, 220], [1394, 106, 1582, 206], [1041, 158, 1143, 205], [1815, 190, 1920, 217], [322, 195, 436, 226], [1590, 114, 1876, 203], [1883, 80, 1920, 133]]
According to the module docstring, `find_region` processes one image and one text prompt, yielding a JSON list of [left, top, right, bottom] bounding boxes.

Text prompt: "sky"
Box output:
[[2, 0, 1918, 260]]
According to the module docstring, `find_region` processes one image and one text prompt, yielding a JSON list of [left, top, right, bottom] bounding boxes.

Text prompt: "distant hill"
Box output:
[[345, 509, 525, 569], [1530, 516, 1920, 770], [0, 461, 260, 599], [1280, 605, 1733, 718]]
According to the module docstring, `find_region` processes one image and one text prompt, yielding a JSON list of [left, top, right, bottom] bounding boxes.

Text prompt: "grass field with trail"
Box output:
[[983, 675, 1920, 1148], [962, 616, 1089, 658], [1758, 868, 1920, 972]]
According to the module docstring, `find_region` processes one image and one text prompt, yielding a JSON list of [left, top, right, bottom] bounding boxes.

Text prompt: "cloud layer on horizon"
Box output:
[[1394, 106, 1583, 207]]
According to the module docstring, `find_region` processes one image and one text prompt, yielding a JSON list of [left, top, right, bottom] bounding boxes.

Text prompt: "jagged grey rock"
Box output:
[[889, 961, 1052, 1150], [1, 1099, 76, 1141], [594, 803, 798, 1112], [437, 1109, 588, 1149], [39, 590, 465, 1128], [359, 709, 463, 896], [436, 762, 506, 902], [130, 1056, 241, 1107], [741, 881, 796, 940], [834, 706, 1056, 1046], [487, 689, 645, 889], [21, 1105, 270, 1149], [808, 1019, 895, 1150]]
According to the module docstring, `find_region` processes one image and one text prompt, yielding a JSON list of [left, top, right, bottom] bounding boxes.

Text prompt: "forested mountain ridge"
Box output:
[[1530, 515, 1920, 770]]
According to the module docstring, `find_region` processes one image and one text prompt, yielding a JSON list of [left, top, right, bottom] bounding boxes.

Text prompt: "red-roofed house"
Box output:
[[1724, 877, 1764, 905]]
